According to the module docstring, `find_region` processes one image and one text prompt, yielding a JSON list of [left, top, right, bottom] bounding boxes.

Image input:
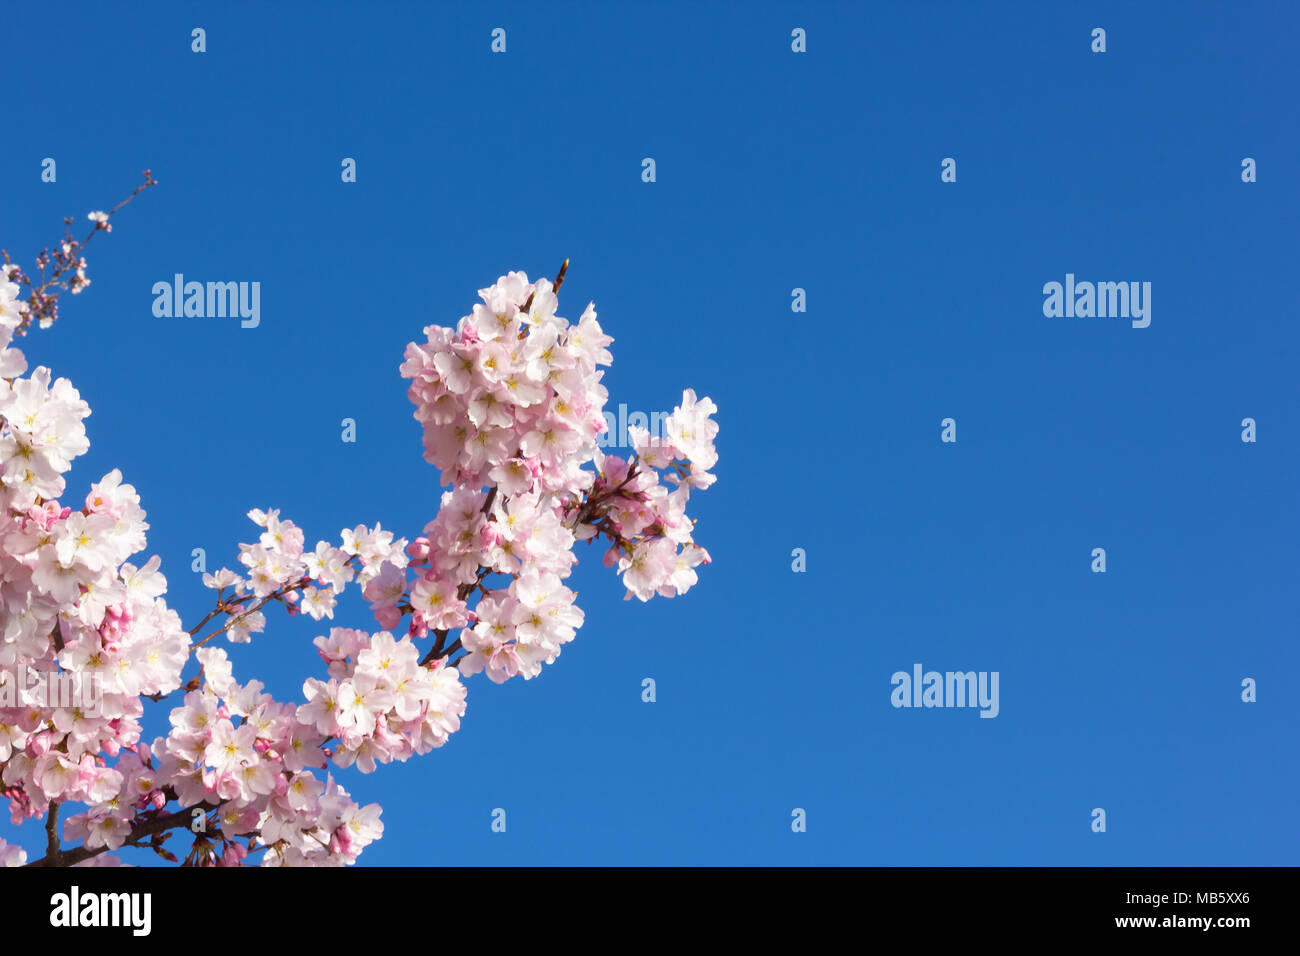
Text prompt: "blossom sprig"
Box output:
[[1, 196, 718, 867], [1, 169, 156, 337]]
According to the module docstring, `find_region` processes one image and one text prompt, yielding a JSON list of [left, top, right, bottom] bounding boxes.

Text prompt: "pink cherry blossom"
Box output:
[[1, 194, 717, 866]]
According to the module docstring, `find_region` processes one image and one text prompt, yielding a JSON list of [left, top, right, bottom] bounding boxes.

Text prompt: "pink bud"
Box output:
[[218, 842, 247, 866], [406, 537, 431, 564], [329, 829, 349, 855]]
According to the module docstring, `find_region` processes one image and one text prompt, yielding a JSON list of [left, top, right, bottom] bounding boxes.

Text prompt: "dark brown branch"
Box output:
[[44, 802, 62, 865], [519, 259, 569, 314], [25, 803, 212, 868]]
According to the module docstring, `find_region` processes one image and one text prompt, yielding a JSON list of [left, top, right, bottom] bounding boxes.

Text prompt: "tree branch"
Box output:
[[44, 802, 62, 866], [519, 258, 568, 315], [24, 803, 212, 868]]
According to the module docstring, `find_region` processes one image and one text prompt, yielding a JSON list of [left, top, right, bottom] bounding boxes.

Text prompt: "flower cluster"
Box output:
[[0, 260, 198, 868], [576, 388, 718, 601], [303, 629, 466, 771], [1, 280, 191, 802], [391, 271, 720, 683], [199, 508, 411, 638], [400, 269, 614, 495], [0, 214, 718, 867], [126, 646, 394, 867], [0, 266, 29, 378]]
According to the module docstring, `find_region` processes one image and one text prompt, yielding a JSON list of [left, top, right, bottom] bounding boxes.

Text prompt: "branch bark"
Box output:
[[24, 803, 210, 868]]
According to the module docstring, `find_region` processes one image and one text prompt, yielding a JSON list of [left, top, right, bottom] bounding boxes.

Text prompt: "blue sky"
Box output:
[[2, 0, 1296, 865]]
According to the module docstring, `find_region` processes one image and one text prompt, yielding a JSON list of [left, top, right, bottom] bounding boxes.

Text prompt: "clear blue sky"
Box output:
[[2, 0, 1296, 865]]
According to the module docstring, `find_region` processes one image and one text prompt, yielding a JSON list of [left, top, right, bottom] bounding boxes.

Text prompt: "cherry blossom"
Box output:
[[1, 190, 718, 867]]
